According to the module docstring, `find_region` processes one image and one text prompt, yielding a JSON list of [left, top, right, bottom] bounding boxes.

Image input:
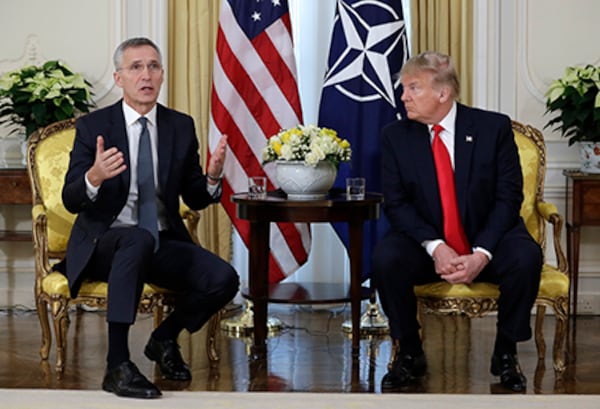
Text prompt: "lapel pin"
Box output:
[[465, 135, 473, 142]]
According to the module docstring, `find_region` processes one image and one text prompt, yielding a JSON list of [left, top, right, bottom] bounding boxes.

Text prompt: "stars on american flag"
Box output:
[[251, 0, 282, 22]]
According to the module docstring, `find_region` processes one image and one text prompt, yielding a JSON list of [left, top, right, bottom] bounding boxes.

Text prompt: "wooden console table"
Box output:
[[563, 169, 600, 317], [0, 168, 32, 241], [231, 190, 382, 359]]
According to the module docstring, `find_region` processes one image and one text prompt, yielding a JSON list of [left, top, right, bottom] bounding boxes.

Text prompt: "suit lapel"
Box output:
[[109, 102, 131, 195], [156, 104, 174, 192], [454, 104, 475, 217], [411, 122, 444, 227]]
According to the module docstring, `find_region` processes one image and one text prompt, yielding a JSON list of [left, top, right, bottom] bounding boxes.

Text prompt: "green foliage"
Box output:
[[0, 60, 94, 138], [544, 64, 600, 146]]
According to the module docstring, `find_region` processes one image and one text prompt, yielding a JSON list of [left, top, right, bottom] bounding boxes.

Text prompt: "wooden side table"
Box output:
[[0, 168, 32, 241], [231, 191, 382, 360], [563, 169, 600, 317]]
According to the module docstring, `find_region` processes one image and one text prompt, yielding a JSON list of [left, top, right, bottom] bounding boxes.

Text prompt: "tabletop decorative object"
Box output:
[[262, 124, 351, 199], [0, 60, 94, 139], [545, 64, 600, 173]]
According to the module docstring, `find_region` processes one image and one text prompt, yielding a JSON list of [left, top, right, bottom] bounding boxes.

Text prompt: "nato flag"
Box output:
[[318, 0, 409, 281]]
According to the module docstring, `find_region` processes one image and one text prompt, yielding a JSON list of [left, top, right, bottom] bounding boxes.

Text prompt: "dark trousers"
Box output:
[[85, 227, 239, 333], [372, 225, 542, 345]]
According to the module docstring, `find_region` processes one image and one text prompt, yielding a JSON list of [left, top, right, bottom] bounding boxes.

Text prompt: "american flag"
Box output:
[[208, 0, 310, 283]]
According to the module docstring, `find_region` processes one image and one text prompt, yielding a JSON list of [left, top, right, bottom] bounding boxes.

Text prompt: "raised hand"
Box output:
[[206, 134, 228, 184], [86, 136, 126, 187]]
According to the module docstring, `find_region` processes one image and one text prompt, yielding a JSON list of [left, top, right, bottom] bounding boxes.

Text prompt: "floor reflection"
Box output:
[[0, 305, 598, 394]]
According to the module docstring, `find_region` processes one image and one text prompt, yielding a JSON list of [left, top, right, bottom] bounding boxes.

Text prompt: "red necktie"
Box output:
[[431, 124, 470, 255]]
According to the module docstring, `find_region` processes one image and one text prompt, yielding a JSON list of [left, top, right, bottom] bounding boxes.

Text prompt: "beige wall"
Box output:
[[473, 0, 600, 313], [1, 0, 599, 313], [0, 0, 168, 307]]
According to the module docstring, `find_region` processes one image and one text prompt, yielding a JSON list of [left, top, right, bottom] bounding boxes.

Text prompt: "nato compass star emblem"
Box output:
[[323, 0, 408, 108]]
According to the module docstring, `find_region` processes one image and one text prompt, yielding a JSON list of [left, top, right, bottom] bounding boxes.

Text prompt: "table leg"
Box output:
[[570, 225, 581, 320], [348, 219, 364, 358], [248, 220, 270, 358]]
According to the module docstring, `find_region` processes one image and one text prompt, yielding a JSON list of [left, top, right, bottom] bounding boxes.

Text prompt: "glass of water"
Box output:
[[346, 177, 365, 200], [248, 176, 267, 199]]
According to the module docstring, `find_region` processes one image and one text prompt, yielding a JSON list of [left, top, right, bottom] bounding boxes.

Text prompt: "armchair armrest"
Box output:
[[536, 201, 568, 273], [31, 205, 52, 280], [179, 202, 201, 245]]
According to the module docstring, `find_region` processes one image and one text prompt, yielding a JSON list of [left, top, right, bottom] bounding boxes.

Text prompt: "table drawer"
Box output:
[[0, 170, 32, 204], [582, 184, 600, 224]]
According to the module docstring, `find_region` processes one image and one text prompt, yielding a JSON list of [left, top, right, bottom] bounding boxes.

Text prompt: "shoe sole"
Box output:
[[102, 381, 161, 399]]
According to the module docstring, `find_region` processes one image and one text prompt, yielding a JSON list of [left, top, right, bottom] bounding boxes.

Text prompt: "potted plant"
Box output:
[[544, 64, 600, 173], [261, 124, 352, 199], [0, 60, 94, 139]]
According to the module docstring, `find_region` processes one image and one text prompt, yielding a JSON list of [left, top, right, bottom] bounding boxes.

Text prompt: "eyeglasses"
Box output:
[[118, 62, 162, 74]]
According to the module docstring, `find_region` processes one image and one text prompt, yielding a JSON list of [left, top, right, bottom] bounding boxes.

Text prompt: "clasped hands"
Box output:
[[432, 243, 489, 284]]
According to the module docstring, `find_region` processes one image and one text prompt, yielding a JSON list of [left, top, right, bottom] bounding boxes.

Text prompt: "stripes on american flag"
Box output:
[[208, 0, 310, 283]]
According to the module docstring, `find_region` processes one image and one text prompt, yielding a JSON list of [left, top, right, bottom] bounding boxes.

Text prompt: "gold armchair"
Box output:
[[26, 119, 220, 372], [414, 121, 569, 373]]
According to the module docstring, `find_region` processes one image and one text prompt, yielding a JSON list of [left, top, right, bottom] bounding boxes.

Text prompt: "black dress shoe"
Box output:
[[381, 352, 427, 391], [490, 353, 527, 392], [144, 336, 192, 381], [102, 360, 161, 399]]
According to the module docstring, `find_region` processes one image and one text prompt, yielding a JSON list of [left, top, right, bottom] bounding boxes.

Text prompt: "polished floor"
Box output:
[[0, 303, 598, 395]]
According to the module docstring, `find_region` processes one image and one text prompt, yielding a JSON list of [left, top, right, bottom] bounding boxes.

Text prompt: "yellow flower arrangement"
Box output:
[[262, 124, 351, 168]]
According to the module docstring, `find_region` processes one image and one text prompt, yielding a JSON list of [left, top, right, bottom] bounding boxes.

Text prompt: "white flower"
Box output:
[[262, 124, 352, 168], [0, 60, 94, 138], [545, 64, 600, 145]]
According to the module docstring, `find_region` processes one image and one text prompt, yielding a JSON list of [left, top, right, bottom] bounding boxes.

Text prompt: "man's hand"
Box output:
[[86, 136, 126, 187], [433, 244, 489, 284], [206, 134, 227, 185]]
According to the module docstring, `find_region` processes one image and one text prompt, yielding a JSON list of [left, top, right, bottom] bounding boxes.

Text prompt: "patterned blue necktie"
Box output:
[[137, 117, 159, 251]]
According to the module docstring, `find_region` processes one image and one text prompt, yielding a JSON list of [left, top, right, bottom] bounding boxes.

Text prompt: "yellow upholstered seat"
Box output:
[[414, 121, 569, 373], [27, 119, 220, 372]]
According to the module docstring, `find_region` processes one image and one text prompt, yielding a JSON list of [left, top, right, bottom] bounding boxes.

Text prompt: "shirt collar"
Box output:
[[122, 101, 157, 127], [428, 102, 457, 134]]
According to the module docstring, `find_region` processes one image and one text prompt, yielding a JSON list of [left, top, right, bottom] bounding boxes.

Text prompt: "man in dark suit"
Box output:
[[373, 51, 542, 392], [62, 37, 239, 399]]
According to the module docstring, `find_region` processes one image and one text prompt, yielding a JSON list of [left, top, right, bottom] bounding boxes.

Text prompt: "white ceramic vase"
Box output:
[[275, 160, 337, 200], [578, 142, 600, 174]]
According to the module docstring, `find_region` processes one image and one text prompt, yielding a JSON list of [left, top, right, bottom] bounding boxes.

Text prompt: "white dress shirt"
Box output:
[[422, 102, 492, 260], [85, 101, 219, 231]]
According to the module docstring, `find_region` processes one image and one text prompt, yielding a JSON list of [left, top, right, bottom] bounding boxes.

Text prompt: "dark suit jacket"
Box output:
[[380, 103, 527, 253], [62, 100, 219, 297]]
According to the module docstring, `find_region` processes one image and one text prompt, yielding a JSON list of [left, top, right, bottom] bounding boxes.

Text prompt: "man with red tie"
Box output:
[[373, 51, 542, 392]]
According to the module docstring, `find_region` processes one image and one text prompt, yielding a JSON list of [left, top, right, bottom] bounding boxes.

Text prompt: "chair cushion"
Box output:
[[414, 263, 568, 300], [41, 272, 173, 298]]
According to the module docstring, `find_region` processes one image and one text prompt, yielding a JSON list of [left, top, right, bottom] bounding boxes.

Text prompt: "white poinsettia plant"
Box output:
[[545, 64, 600, 145], [0, 60, 94, 138], [261, 124, 352, 168]]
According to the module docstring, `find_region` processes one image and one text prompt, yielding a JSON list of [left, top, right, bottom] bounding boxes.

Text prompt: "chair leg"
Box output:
[[534, 304, 546, 361], [51, 299, 70, 373], [383, 338, 401, 371], [552, 298, 568, 373], [153, 305, 164, 328], [206, 309, 222, 364], [36, 296, 52, 361]]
